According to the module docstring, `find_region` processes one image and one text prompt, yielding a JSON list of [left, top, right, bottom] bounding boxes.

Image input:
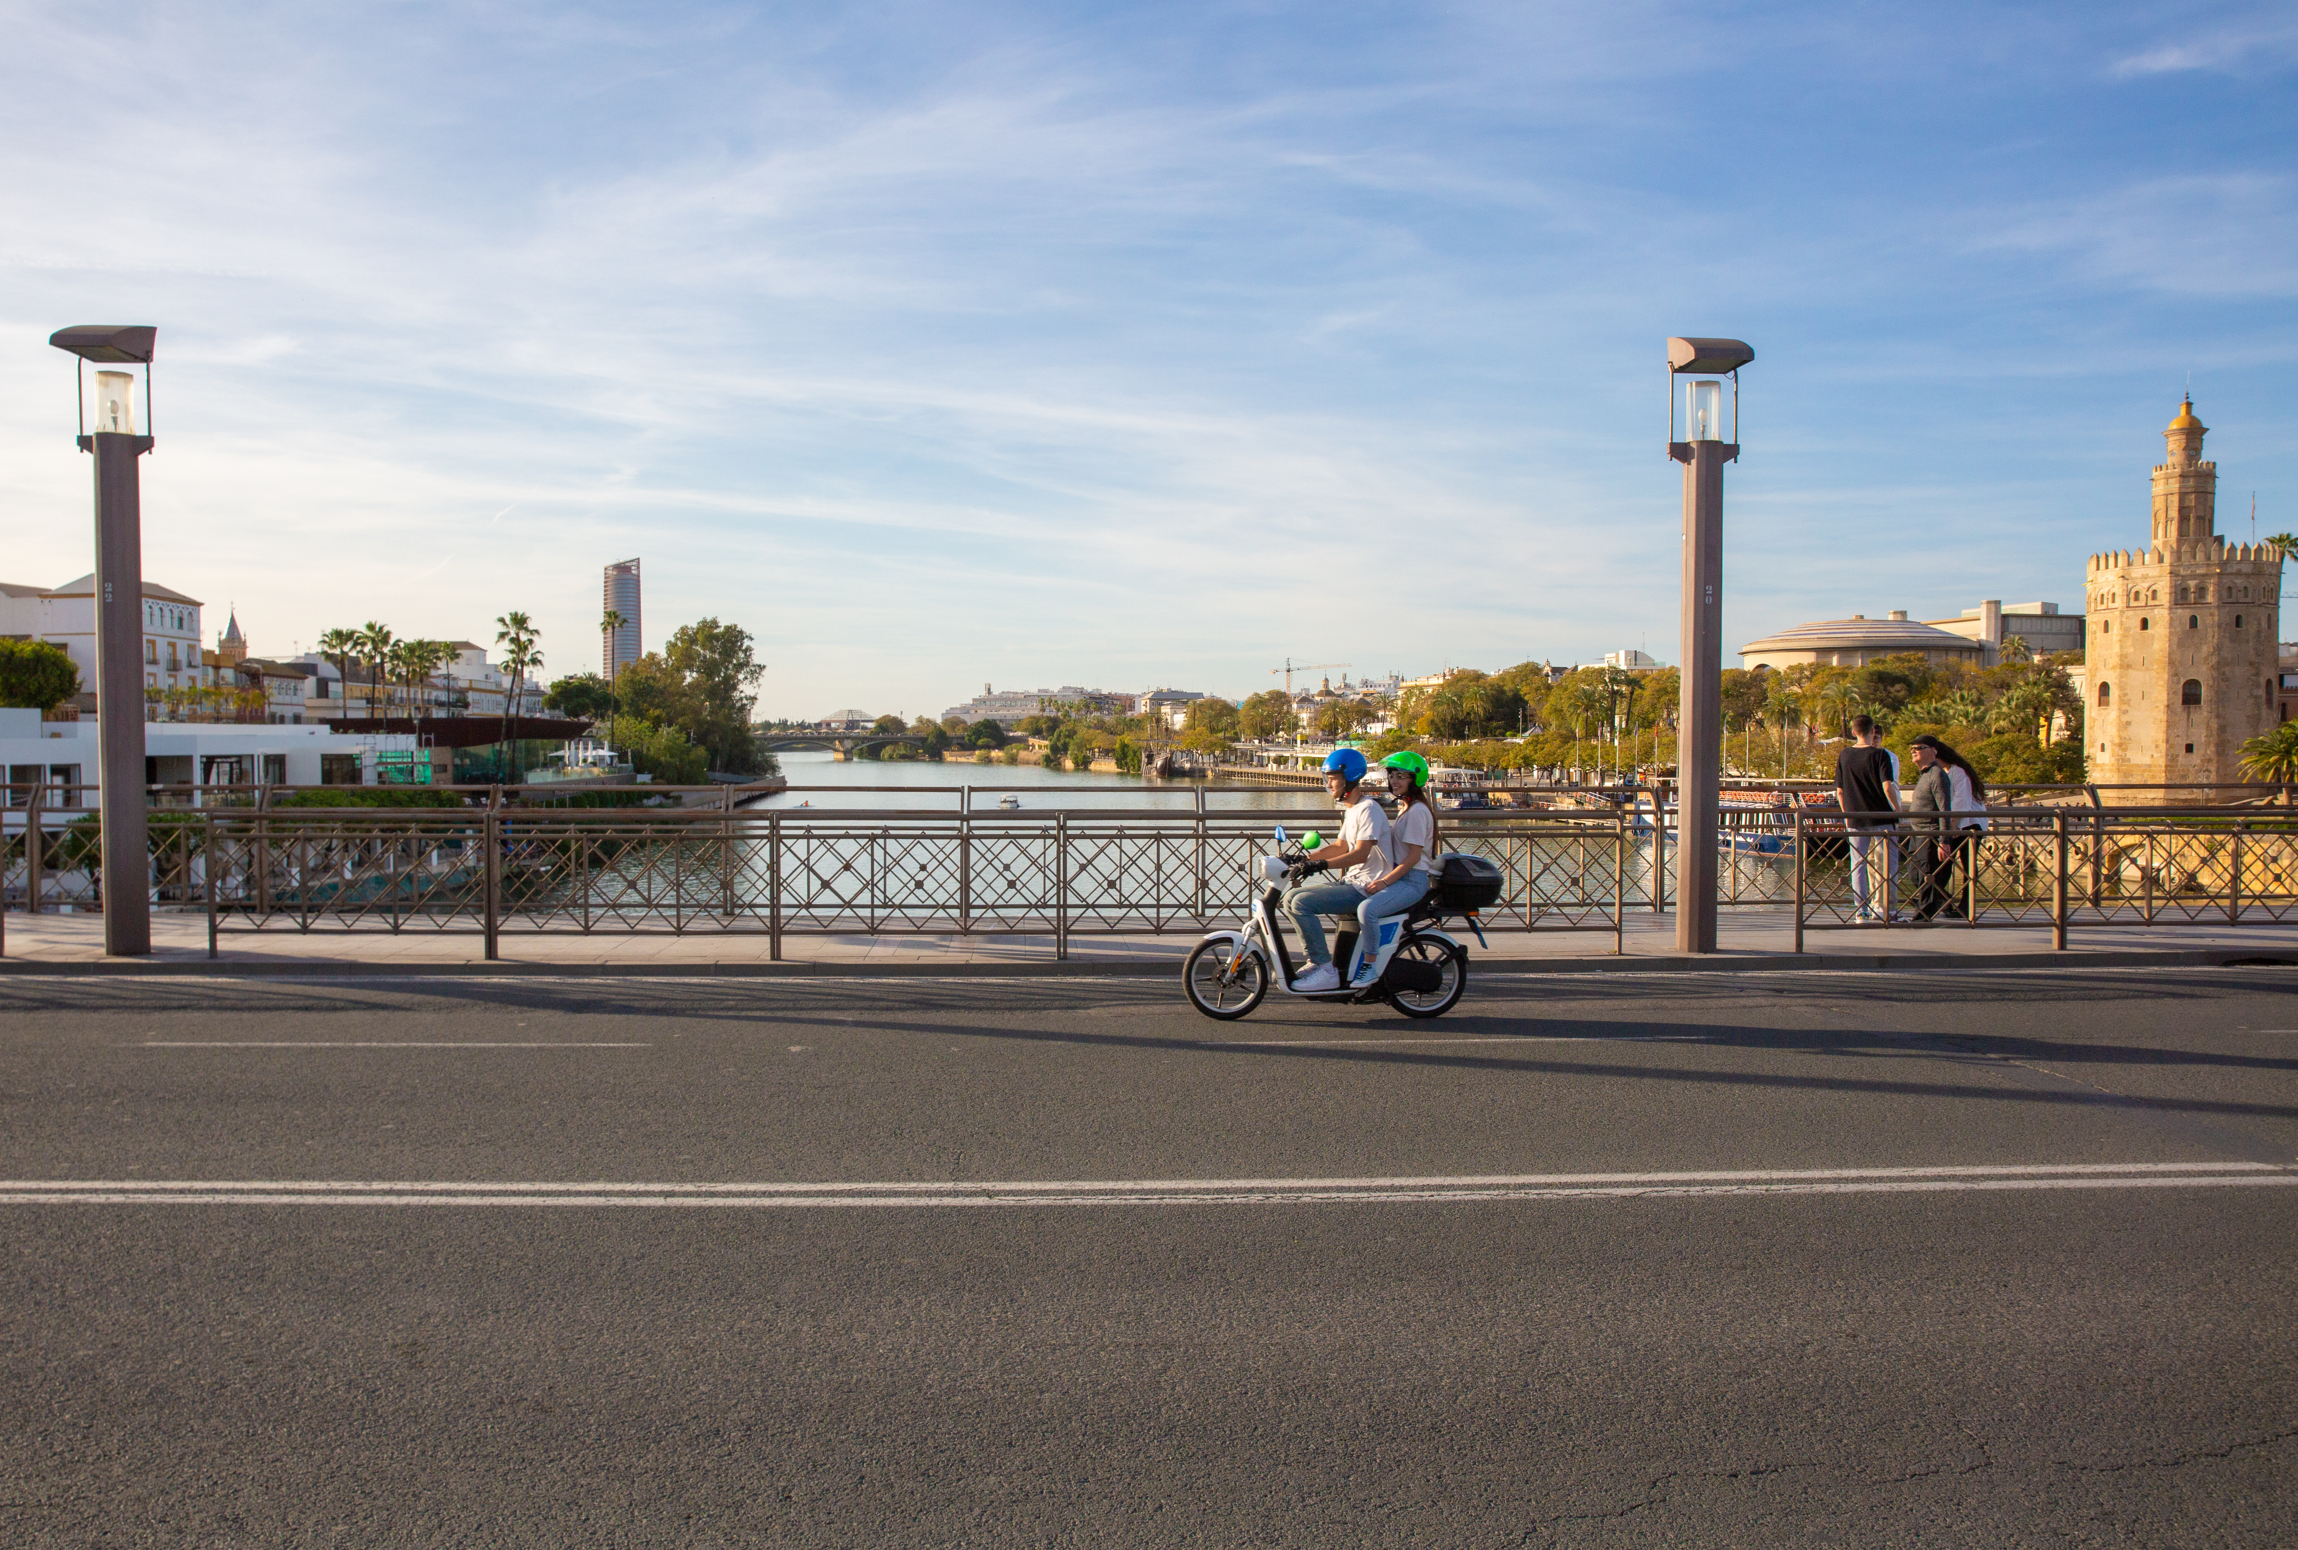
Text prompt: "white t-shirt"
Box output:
[[1389, 801, 1435, 880], [1338, 796, 1393, 892], [1946, 766, 1987, 832]]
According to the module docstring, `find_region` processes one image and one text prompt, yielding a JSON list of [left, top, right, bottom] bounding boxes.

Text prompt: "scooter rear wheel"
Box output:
[[1387, 934, 1465, 1019], [1184, 939, 1268, 1020]]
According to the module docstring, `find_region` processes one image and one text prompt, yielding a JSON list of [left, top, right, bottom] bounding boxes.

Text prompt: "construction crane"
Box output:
[[1270, 658, 1352, 696]]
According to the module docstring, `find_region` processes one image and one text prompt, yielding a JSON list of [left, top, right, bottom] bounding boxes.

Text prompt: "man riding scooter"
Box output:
[[1286, 748, 1428, 991]]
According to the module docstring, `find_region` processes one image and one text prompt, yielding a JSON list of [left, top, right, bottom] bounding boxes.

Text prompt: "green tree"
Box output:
[[965, 719, 1008, 749], [910, 716, 953, 759], [1238, 689, 1295, 741], [661, 618, 766, 773], [542, 673, 617, 721], [1490, 661, 1552, 725], [1719, 669, 1769, 733], [1314, 698, 1376, 740], [0, 639, 80, 712], [1184, 698, 1241, 740], [605, 715, 710, 784]]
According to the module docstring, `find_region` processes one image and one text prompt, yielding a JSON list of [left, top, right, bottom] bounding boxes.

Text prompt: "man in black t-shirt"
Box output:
[[1833, 715, 1900, 922]]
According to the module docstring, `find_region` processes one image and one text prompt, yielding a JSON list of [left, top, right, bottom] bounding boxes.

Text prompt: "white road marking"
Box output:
[[1233, 1035, 1708, 1047], [133, 1042, 651, 1049], [0, 1162, 2287, 1209]]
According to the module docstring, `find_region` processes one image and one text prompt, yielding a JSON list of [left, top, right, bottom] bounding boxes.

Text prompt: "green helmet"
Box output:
[[1382, 750, 1431, 789]]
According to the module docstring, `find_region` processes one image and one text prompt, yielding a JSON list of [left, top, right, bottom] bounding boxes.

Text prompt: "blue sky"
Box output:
[[3, 1, 2293, 718]]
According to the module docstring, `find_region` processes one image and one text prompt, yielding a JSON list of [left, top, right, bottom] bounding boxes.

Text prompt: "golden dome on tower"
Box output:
[[2166, 395, 2204, 432]]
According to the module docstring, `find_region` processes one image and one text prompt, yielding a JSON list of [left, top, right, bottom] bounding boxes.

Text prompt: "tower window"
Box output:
[[2190, 615, 2199, 629], [2236, 615, 2243, 627], [2181, 679, 2203, 706], [2140, 617, 2151, 631], [2100, 620, 2110, 634], [2186, 743, 2195, 754], [2097, 682, 2111, 706]]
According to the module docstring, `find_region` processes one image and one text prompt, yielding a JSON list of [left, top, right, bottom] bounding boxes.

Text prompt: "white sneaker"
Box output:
[[1295, 963, 1342, 993], [1349, 958, 1382, 988]]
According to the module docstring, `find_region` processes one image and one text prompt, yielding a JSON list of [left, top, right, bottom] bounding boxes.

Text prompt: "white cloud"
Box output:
[[2111, 20, 2298, 78], [1965, 174, 2298, 299]]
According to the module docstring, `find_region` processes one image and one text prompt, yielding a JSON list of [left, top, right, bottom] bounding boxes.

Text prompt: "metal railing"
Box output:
[[1787, 804, 2298, 949], [3, 783, 1639, 959], [8, 782, 2297, 960]]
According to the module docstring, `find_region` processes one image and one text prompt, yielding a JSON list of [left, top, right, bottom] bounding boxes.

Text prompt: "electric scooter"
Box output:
[[1181, 825, 1487, 1021]]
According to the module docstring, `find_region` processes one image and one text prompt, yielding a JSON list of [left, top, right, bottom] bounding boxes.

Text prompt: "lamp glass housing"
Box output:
[[1685, 378, 1723, 442], [92, 370, 137, 434]]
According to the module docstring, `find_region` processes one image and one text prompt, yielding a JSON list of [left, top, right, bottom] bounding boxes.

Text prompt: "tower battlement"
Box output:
[[2083, 398, 2280, 796]]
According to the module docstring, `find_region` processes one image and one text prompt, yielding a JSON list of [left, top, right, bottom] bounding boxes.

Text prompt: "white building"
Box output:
[[1603, 649, 1663, 670], [0, 574, 216, 712], [1, 708, 417, 815]]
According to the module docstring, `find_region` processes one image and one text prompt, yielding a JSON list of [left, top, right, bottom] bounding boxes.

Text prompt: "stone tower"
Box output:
[[2084, 398, 2280, 795]]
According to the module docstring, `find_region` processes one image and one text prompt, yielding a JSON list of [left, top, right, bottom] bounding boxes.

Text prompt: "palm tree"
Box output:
[[2239, 723, 2298, 786], [412, 639, 455, 720], [316, 628, 359, 719], [355, 621, 395, 720], [600, 609, 625, 686], [1812, 679, 1861, 741], [495, 612, 541, 776], [384, 640, 416, 717], [2264, 532, 2298, 559], [1763, 677, 1800, 784]]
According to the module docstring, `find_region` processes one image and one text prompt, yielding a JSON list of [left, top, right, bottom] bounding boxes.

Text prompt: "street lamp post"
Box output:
[[48, 325, 160, 956], [1667, 336, 1753, 954]]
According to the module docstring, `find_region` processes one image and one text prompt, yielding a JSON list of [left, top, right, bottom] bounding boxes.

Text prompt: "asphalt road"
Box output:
[[3, 965, 2295, 1547]]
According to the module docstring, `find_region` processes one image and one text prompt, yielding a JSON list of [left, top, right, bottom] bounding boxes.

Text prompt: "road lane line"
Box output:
[[1232, 1035, 1711, 1046], [133, 1042, 651, 1048], [2, 1163, 2288, 1208]]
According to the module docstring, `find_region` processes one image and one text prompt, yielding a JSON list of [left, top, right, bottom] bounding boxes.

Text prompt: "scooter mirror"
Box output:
[[1272, 826, 1288, 847]]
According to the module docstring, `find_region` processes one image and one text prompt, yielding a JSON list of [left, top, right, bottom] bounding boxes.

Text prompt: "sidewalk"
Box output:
[[3, 909, 2293, 976]]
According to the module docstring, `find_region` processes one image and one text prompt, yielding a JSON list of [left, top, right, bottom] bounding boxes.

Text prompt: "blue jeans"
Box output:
[[1285, 873, 1431, 968], [1848, 829, 1897, 919]]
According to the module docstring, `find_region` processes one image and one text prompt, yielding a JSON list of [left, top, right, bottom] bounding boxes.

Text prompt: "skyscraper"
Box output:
[[603, 558, 642, 678]]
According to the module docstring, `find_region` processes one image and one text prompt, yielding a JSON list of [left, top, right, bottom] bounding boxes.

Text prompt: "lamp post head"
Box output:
[[50, 326, 158, 443], [1666, 337, 1753, 375], [1666, 336, 1752, 454], [50, 325, 156, 363]]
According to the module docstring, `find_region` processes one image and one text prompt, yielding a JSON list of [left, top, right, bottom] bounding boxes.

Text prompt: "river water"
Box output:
[[747, 751, 1320, 817]]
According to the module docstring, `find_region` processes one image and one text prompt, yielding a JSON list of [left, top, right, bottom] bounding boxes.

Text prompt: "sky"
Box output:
[[3, 0, 2294, 720]]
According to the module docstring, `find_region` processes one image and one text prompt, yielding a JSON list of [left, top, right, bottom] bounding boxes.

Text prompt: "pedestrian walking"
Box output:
[[1833, 715, 1901, 922], [1903, 735, 1957, 921]]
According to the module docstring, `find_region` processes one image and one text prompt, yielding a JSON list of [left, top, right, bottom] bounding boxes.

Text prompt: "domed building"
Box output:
[[1739, 612, 1987, 672]]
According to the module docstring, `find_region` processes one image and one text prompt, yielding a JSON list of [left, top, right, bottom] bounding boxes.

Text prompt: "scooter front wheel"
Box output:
[[1184, 939, 1269, 1021]]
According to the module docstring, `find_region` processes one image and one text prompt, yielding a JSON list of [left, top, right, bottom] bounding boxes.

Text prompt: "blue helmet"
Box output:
[[1322, 747, 1368, 783]]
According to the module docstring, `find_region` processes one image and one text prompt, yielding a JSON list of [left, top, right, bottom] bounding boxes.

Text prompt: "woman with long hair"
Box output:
[[1913, 735, 1986, 920], [1331, 750, 1441, 987]]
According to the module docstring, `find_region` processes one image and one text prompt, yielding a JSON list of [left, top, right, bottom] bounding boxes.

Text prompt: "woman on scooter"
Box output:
[[1287, 747, 1417, 991]]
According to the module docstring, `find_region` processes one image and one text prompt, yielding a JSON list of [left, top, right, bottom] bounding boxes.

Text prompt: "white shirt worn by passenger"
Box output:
[[1389, 801, 1435, 879], [1338, 795, 1394, 892]]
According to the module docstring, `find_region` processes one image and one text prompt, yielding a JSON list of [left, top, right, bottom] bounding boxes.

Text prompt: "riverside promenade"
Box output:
[[5, 908, 2292, 975]]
